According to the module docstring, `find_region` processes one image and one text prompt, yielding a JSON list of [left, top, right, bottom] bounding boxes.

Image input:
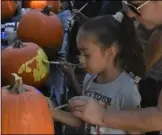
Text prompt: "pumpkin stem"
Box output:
[[9, 73, 26, 93], [13, 39, 24, 48], [42, 5, 52, 16]]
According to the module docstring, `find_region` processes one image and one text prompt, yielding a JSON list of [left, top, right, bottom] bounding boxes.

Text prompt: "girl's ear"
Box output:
[[104, 43, 118, 59]]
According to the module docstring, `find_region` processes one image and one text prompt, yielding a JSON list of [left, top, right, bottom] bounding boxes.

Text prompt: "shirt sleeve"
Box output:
[[119, 85, 141, 110]]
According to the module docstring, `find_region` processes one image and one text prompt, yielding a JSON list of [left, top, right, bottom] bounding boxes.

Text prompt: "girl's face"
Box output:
[[77, 35, 116, 75]]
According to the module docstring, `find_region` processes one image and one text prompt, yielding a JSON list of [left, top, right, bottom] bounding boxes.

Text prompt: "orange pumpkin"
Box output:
[[17, 5, 64, 52], [2, 73, 55, 134], [25, 0, 61, 13], [2, 39, 49, 88], [1, 0, 16, 20]]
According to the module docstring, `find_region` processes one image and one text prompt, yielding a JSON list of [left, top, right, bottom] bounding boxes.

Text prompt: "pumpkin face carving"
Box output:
[[2, 73, 54, 134], [1, 0, 16, 20], [17, 6, 64, 53], [25, 0, 61, 13], [2, 40, 49, 88]]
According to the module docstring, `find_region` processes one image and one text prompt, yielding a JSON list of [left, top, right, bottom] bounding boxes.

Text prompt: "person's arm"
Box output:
[[102, 90, 162, 132], [59, 64, 83, 96], [53, 109, 84, 128], [46, 97, 84, 128], [144, 30, 162, 71], [70, 74, 83, 96], [118, 85, 142, 134]]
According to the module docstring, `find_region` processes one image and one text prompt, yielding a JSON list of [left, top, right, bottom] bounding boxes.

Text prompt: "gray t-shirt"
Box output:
[[82, 72, 141, 134]]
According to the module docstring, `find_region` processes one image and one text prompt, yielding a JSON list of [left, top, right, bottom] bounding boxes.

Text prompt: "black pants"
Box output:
[[138, 77, 162, 135]]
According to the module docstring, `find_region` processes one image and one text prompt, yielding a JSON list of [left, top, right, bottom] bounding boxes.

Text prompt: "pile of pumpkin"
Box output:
[[2, 0, 65, 134]]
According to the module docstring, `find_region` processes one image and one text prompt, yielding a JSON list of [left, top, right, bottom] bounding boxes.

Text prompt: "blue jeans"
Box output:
[[49, 10, 72, 106]]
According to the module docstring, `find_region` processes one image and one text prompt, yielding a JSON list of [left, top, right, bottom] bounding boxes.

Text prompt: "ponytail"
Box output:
[[114, 11, 146, 78]]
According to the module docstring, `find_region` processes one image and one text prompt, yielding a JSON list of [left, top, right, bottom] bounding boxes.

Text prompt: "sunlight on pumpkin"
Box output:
[[18, 49, 49, 81], [30, 1, 48, 9]]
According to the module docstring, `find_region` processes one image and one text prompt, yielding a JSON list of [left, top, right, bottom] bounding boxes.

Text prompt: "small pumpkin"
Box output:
[[17, 5, 64, 54], [25, 0, 61, 13], [2, 73, 54, 134], [2, 39, 49, 88], [1, 0, 17, 20]]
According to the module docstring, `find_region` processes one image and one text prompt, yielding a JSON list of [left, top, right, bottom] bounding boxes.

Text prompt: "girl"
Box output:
[[48, 11, 146, 134]]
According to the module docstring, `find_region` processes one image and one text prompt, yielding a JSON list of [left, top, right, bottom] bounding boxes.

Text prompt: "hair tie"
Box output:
[[112, 12, 124, 23]]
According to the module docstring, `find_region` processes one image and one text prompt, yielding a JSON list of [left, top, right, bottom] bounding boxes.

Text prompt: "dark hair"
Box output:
[[78, 11, 146, 78]]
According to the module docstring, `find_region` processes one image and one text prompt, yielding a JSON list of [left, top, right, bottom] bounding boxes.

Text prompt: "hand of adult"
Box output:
[[69, 96, 105, 126]]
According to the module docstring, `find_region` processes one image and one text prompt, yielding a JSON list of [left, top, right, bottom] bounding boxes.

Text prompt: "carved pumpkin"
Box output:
[[1, 0, 16, 20], [2, 73, 54, 134], [25, 0, 61, 13], [17, 6, 64, 55], [2, 40, 49, 88]]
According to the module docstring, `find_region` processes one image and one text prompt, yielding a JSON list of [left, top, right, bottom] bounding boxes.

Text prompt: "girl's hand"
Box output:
[[68, 96, 105, 126], [59, 62, 75, 78]]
